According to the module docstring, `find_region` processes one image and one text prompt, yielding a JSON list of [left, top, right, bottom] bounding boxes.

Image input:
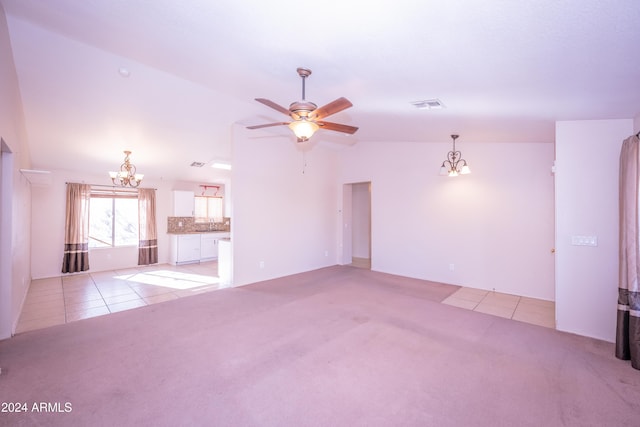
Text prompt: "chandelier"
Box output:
[[439, 134, 471, 177], [109, 150, 144, 187]]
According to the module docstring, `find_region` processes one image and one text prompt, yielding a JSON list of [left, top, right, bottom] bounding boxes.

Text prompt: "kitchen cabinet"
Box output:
[[200, 234, 217, 260], [170, 234, 201, 265], [200, 232, 230, 261], [173, 190, 195, 217], [170, 232, 230, 265]]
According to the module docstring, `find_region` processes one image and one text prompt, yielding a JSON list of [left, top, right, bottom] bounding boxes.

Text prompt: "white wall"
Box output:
[[0, 4, 32, 338], [231, 125, 339, 286], [555, 119, 633, 342], [339, 140, 556, 300]]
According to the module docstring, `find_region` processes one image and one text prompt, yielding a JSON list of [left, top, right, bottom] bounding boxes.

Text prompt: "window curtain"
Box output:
[[61, 183, 91, 273], [616, 134, 640, 369], [138, 188, 158, 265]]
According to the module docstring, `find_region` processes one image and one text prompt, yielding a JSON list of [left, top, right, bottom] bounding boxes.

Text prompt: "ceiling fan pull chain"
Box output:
[[302, 150, 307, 174]]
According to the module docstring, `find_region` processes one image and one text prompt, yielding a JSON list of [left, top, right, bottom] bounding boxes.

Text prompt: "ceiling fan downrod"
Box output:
[[297, 67, 312, 100]]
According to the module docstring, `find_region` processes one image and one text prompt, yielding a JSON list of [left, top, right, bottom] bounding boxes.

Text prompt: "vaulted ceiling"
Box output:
[[2, 0, 639, 183]]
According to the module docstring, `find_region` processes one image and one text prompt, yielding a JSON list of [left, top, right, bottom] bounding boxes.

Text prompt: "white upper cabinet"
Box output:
[[173, 190, 195, 217]]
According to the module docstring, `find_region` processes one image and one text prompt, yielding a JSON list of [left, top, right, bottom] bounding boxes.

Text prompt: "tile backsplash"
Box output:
[[167, 217, 230, 233]]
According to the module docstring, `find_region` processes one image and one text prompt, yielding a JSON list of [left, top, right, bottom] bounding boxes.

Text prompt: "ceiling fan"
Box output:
[[247, 67, 358, 142]]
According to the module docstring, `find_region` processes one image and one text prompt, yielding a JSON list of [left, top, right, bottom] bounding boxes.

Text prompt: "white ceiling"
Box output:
[[2, 0, 639, 182]]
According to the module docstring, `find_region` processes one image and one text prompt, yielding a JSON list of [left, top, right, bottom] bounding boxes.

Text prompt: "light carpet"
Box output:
[[0, 266, 638, 426]]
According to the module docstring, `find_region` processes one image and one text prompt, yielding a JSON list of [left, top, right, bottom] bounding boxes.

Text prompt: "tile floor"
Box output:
[[16, 261, 223, 334], [16, 262, 555, 334], [442, 286, 555, 329], [349, 257, 372, 269]]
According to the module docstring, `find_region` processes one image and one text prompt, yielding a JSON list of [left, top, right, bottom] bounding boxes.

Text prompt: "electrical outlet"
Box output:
[[449, 263, 455, 271], [259, 261, 265, 269]]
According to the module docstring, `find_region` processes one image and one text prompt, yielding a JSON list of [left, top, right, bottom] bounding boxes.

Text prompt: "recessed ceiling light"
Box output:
[[410, 99, 445, 110], [118, 67, 131, 78], [212, 162, 232, 170]]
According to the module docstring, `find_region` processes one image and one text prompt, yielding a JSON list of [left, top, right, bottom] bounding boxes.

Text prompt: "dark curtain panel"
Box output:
[[138, 188, 158, 265], [61, 183, 91, 273], [616, 134, 640, 369]]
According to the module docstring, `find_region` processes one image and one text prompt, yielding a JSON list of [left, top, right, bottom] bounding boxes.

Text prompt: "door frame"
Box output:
[[340, 181, 372, 267]]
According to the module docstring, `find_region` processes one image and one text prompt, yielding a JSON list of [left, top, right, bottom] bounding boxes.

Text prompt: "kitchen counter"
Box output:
[[167, 230, 230, 235]]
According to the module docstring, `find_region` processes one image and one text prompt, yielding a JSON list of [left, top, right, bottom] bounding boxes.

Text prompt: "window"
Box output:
[[89, 189, 138, 248], [194, 196, 223, 223]]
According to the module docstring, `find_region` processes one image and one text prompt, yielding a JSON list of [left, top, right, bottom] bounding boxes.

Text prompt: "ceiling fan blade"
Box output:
[[255, 98, 290, 116], [313, 97, 353, 120], [246, 122, 289, 130], [317, 121, 359, 135]]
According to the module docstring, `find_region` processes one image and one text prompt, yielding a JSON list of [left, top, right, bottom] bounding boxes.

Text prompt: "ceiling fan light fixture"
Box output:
[[289, 120, 319, 141]]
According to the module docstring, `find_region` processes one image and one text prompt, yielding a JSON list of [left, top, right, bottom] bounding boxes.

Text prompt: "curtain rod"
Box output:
[[65, 182, 157, 190]]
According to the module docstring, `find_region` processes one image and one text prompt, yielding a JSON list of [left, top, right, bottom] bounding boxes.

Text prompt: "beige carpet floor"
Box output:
[[0, 265, 638, 426]]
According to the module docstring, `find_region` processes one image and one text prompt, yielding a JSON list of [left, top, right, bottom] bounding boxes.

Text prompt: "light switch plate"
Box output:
[[571, 235, 598, 246]]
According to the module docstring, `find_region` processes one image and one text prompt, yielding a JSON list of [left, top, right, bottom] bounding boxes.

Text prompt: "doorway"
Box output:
[[342, 182, 371, 269]]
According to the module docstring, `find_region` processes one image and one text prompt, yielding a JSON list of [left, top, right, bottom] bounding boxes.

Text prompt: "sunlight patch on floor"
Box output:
[[116, 270, 219, 290]]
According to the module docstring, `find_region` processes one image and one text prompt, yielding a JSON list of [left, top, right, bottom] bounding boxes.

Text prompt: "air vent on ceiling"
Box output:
[[410, 99, 445, 110], [190, 161, 206, 167]]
